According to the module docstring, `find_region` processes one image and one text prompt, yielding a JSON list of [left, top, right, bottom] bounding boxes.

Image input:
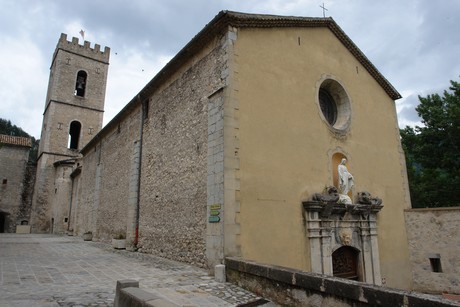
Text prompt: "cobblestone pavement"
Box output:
[[0, 234, 275, 307]]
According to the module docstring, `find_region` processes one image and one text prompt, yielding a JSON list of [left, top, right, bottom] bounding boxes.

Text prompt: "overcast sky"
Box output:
[[1, 0, 459, 139]]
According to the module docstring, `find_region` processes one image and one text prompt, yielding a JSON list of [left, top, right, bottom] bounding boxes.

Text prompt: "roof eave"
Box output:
[[82, 11, 401, 153]]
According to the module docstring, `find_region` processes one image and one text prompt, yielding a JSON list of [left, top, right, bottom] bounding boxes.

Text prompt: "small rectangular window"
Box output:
[[2, 179, 7, 184], [429, 255, 443, 273]]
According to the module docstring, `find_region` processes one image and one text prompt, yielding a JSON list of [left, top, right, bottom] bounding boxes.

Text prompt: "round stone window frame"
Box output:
[[316, 77, 352, 135]]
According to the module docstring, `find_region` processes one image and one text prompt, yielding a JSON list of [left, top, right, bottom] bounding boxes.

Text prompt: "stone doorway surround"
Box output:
[[303, 195, 383, 285]]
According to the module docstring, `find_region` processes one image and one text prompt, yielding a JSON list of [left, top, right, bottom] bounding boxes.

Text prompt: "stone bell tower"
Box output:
[[31, 34, 110, 233]]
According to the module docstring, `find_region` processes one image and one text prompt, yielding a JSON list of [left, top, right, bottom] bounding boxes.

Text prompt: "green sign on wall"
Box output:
[[208, 216, 220, 223], [210, 210, 220, 216], [210, 204, 221, 210]]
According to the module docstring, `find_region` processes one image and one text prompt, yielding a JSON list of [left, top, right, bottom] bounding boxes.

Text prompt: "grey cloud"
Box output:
[[398, 94, 422, 124], [51, 1, 226, 55], [1, 0, 460, 138]]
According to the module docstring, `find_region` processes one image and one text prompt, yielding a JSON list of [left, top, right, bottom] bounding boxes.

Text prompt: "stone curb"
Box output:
[[114, 279, 179, 307]]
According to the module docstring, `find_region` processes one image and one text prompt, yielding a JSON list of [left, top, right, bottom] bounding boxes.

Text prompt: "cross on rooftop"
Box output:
[[320, 3, 328, 17]]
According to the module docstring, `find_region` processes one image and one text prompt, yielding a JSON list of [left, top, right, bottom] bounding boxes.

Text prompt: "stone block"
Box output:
[[16, 225, 31, 234], [266, 266, 293, 285], [116, 279, 139, 291], [215, 264, 226, 283], [114, 280, 139, 307], [119, 287, 159, 307], [112, 239, 126, 249], [145, 298, 179, 307]]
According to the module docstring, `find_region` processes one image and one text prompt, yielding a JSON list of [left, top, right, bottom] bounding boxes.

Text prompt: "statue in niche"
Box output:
[[338, 158, 354, 204]]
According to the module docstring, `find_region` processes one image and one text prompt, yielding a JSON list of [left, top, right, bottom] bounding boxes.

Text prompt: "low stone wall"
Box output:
[[226, 258, 459, 306], [114, 280, 178, 307], [404, 207, 460, 294]]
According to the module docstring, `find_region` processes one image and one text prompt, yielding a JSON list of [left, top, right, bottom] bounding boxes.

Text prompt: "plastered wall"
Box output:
[[232, 27, 412, 289]]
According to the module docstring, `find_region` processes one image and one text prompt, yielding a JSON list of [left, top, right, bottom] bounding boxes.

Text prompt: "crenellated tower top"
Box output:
[[40, 32, 110, 157], [53, 33, 110, 64]]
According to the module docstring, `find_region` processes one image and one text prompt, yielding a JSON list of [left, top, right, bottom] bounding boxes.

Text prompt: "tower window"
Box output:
[[75, 70, 87, 97], [68, 121, 81, 149]]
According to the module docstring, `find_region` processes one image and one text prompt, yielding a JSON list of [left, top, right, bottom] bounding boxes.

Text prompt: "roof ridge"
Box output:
[[0, 134, 32, 147]]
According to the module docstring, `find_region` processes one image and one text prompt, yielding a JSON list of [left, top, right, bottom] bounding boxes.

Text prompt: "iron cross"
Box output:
[[320, 3, 328, 17]]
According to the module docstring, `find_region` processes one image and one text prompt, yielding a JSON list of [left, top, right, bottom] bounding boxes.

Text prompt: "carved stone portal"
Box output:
[[303, 189, 383, 285]]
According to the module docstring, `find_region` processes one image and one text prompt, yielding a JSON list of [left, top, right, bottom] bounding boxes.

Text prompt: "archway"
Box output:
[[332, 246, 360, 280], [68, 121, 81, 149]]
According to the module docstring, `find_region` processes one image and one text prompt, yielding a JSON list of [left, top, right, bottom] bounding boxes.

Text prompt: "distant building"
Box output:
[[0, 135, 34, 233], [28, 11, 459, 294]]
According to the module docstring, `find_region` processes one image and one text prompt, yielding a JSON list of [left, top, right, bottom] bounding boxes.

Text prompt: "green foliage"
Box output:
[[0, 118, 39, 163], [400, 80, 460, 208], [0, 118, 29, 137]]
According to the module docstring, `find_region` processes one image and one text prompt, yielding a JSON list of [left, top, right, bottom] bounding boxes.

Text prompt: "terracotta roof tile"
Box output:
[[0, 134, 32, 147]]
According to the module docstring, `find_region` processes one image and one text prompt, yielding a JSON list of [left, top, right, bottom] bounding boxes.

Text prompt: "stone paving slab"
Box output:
[[0, 234, 273, 307]]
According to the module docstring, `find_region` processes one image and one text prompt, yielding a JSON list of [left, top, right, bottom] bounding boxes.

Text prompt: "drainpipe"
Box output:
[[134, 95, 145, 247]]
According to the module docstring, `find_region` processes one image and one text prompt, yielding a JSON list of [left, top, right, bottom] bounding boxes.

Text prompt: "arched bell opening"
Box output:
[[68, 121, 81, 150], [75, 70, 87, 97]]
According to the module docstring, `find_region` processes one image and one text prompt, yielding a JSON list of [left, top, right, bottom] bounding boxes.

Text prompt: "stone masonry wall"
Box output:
[[404, 208, 460, 294], [51, 163, 74, 234], [139, 34, 227, 268], [71, 108, 141, 240], [95, 109, 141, 241], [226, 257, 458, 306], [0, 145, 30, 232], [18, 163, 36, 225], [30, 157, 54, 232], [72, 150, 98, 235]]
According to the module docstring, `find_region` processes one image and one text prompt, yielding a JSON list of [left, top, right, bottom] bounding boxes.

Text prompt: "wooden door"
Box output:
[[332, 246, 359, 280]]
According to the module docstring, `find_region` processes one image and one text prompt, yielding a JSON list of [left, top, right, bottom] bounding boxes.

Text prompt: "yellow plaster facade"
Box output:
[[230, 27, 412, 289]]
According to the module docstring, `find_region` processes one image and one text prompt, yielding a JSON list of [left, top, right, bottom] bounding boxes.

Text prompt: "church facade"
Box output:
[[31, 11, 414, 290]]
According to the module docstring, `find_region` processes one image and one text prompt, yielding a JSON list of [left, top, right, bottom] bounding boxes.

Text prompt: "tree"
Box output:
[[400, 80, 460, 208]]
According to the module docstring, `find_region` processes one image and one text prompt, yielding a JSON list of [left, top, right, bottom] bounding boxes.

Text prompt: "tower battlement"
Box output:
[[55, 33, 110, 63]]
